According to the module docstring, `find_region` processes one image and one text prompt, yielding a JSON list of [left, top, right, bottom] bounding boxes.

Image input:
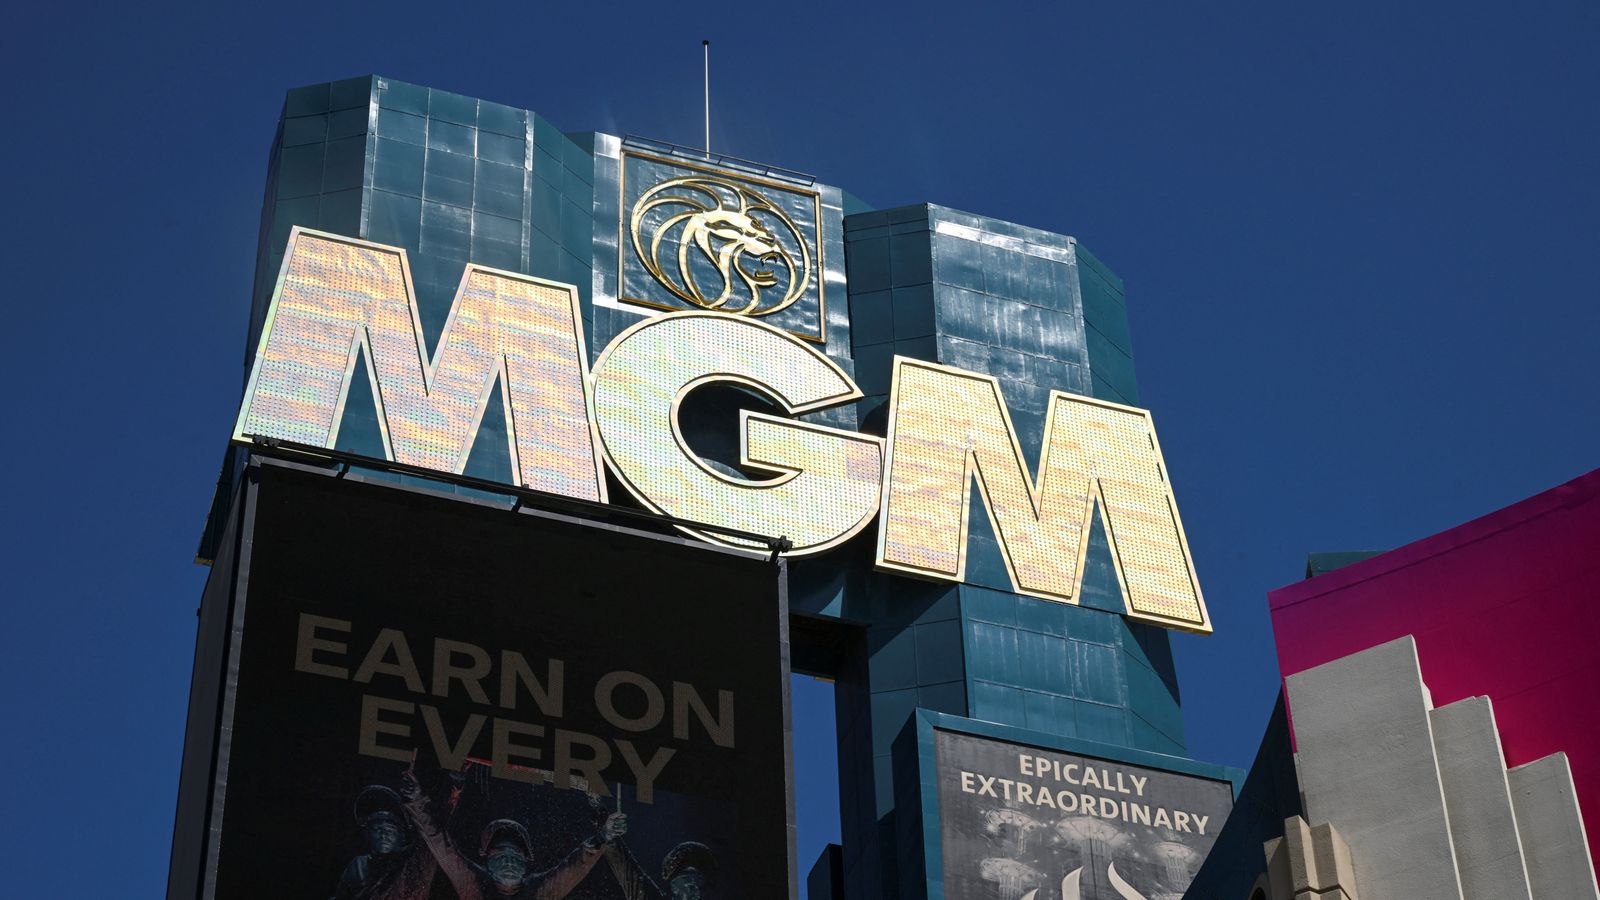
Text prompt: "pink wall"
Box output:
[[1269, 468, 1600, 860]]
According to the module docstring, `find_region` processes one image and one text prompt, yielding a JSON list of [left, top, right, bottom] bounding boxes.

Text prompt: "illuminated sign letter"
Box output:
[[876, 358, 1209, 632], [234, 228, 605, 501], [591, 312, 883, 554]]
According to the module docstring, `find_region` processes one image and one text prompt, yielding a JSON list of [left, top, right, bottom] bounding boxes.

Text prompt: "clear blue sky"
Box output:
[[1, 2, 1595, 896]]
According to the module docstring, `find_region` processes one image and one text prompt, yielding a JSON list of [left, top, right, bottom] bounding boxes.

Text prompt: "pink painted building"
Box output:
[[1269, 467, 1600, 862]]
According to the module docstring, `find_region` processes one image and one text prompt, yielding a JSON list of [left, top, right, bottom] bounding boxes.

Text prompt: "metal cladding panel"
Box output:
[[167, 477, 251, 900], [175, 459, 795, 900]]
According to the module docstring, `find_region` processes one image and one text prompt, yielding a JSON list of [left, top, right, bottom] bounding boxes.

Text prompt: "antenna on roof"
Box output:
[[702, 40, 711, 158]]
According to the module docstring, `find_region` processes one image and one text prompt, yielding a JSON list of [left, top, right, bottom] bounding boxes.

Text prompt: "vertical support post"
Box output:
[[703, 39, 711, 158]]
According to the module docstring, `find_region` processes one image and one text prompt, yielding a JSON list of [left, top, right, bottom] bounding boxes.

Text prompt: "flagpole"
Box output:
[[702, 40, 711, 158]]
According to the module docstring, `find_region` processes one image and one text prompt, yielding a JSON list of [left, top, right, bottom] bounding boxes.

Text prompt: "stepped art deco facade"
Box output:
[[167, 76, 1597, 900]]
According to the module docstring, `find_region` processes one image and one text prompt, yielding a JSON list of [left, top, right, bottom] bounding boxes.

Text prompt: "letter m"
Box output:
[[234, 228, 605, 501], [876, 357, 1209, 632]]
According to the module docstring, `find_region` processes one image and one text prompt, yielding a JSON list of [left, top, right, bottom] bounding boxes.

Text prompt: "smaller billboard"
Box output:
[[932, 722, 1235, 900]]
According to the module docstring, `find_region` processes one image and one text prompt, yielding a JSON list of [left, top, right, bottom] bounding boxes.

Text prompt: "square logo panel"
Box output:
[[619, 151, 825, 342]]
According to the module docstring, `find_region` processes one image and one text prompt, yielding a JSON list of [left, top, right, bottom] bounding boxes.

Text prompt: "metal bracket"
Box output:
[[768, 536, 793, 564]]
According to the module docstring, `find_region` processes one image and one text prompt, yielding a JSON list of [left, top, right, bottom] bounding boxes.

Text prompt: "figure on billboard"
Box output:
[[328, 784, 439, 900], [660, 841, 717, 899], [1014, 864, 1154, 900], [401, 767, 628, 899]]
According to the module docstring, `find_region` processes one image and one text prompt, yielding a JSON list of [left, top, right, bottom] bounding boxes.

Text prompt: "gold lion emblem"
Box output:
[[629, 176, 811, 316]]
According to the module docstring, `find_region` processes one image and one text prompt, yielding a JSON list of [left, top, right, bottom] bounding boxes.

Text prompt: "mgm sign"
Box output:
[[233, 227, 1210, 634]]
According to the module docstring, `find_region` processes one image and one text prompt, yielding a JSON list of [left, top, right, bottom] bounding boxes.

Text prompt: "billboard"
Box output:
[[173, 459, 793, 900], [934, 727, 1234, 900]]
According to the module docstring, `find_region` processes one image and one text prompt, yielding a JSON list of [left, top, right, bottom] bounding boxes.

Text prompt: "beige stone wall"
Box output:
[[1264, 636, 1599, 900], [1258, 816, 1359, 900]]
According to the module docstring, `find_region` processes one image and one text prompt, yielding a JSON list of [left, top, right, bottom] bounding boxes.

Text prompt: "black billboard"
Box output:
[[935, 728, 1233, 900], [170, 458, 794, 900]]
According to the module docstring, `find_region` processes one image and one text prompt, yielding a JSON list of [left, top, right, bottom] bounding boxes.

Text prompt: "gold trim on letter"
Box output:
[[590, 311, 882, 555], [233, 228, 606, 503], [874, 357, 1209, 633]]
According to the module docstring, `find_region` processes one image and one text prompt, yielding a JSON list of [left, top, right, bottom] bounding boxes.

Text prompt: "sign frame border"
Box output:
[[909, 710, 1244, 900], [615, 149, 828, 344]]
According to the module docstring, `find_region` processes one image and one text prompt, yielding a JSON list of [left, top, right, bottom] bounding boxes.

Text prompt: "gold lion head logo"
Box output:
[[630, 176, 811, 316]]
